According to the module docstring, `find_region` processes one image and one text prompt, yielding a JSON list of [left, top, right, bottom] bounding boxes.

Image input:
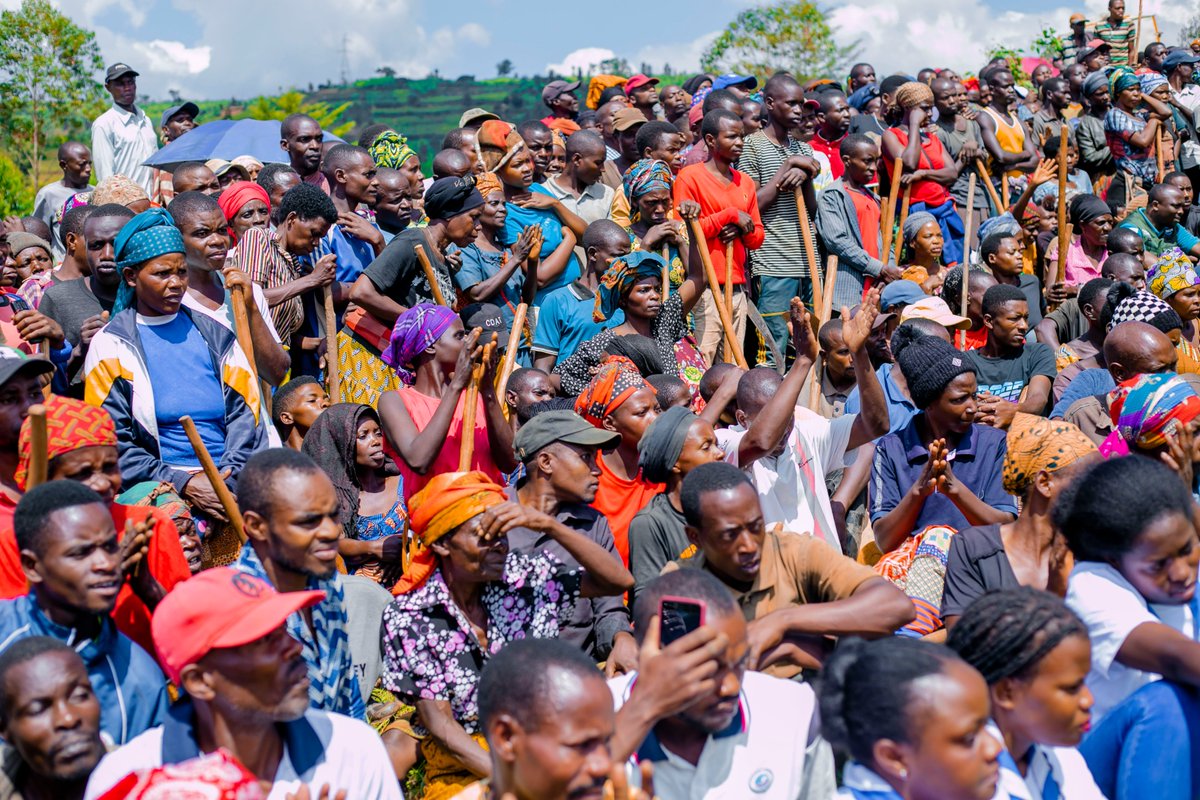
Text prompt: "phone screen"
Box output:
[[660, 599, 704, 645]]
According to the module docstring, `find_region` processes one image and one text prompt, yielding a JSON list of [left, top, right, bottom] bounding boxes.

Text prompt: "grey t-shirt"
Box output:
[[39, 278, 109, 348], [341, 573, 394, 705]]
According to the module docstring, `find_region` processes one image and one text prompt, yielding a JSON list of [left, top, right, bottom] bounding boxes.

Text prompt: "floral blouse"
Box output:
[[554, 290, 698, 397], [380, 549, 581, 734]]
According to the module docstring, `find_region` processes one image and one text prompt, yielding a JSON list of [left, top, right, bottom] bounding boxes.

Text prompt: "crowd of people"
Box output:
[[0, 4, 1199, 798]]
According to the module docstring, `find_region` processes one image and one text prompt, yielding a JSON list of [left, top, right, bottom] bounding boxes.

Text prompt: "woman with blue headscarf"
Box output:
[[554, 227, 709, 396], [83, 208, 270, 522]]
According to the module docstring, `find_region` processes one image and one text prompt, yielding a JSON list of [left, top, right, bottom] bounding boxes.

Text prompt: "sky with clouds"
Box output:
[[9, 0, 1191, 101]]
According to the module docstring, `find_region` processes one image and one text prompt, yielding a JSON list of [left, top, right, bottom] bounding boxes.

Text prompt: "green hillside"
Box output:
[[146, 73, 690, 173]]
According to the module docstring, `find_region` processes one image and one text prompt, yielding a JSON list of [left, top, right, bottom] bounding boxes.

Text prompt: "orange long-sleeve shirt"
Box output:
[[673, 163, 765, 286]]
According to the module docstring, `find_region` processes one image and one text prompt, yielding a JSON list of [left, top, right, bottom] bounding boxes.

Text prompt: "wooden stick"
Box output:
[[723, 241, 734, 314], [807, 355, 823, 412], [686, 218, 747, 368], [180, 415, 245, 542], [960, 172, 978, 350], [879, 161, 904, 269], [975, 158, 1004, 211], [322, 285, 340, 404], [413, 244, 448, 307], [893, 184, 913, 265], [1134, 0, 1144, 57], [25, 404, 47, 490], [1001, 173, 1010, 211], [458, 340, 494, 470], [1156, 127, 1166, 183], [1054, 125, 1070, 298], [497, 302, 528, 399], [1047, 223, 1073, 301], [820, 256, 839, 324], [229, 284, 258, 385], [795, 188, 823, 314]]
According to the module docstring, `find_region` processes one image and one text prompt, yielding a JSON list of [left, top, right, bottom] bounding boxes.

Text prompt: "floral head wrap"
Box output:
[[1002, 413, 1097, 495], [622, 159, 674, 204], [1147, 247, 1200, 300], [594, 250, 666, 322], [369, 130, 418, 170]]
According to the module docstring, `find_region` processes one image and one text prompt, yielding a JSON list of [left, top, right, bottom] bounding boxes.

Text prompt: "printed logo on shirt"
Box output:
[[977, 380, 1025, 403], [749, 769, 774, 793]]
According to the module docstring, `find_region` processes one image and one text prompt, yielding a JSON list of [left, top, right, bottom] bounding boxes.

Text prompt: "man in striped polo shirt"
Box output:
[[1093, 0, 1137, 67], [736, 73, 822, 367]]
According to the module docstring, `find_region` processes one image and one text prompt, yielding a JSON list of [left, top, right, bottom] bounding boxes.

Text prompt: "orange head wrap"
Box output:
[[15, 396, 117, 491], [392, 471, 508, 595], [573, 355, 653, 427], [474, 171, 503, 199]]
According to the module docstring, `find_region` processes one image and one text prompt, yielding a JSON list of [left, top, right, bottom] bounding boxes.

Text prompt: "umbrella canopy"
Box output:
[[142, 119, 344, 173]]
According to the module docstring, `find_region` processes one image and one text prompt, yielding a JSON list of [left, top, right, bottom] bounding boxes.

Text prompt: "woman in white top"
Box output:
[[948, 587, 1105, 799], [1058, 456, 1200, 799], [820, 636, 1004, 800]]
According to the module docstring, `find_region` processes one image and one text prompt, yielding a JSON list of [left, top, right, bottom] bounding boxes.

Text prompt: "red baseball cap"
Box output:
[[152, 568, 324, 684], [625, 74, 660, 94]]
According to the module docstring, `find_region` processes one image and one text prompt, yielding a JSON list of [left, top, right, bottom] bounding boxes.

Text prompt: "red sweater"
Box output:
[[673, 163, 765, 286]]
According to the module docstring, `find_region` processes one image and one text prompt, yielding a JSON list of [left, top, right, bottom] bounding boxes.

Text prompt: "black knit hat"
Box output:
[[893, 327, 976, 409]]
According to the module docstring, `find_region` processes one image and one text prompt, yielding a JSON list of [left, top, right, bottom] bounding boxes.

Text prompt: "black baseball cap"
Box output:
[[161, 102, 200, 128], [461, 302, 508, 338], [513, 410, 621, 462], [104, 63, 139, 83], [0, 347, 53, 387]]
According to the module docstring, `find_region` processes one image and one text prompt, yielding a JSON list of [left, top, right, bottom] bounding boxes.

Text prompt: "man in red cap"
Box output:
[[83, 568, 403, 799], [625, 74, 662, 122]]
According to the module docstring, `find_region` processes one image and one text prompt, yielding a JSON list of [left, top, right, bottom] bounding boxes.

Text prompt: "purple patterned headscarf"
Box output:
[[381, 303, 457, 385]]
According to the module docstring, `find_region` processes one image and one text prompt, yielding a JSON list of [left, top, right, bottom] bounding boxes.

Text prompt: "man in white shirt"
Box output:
[[84, 568, 402, 800], [91, 64, 158, 196], [716, 296, 889, 551], [607, 570, 828, 800]]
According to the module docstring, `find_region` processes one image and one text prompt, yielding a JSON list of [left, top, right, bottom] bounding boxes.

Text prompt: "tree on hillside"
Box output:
[[701, 0, 860, 83], [377, 66, 396, 79], [1185, 11, 1199, 43], [496, 59, 514, 77], [0, 0, 105, 188], [240, 91, 355, 138]]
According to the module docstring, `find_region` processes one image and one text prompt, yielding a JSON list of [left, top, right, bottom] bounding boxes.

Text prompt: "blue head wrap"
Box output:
[[111, 208, 185, 315]]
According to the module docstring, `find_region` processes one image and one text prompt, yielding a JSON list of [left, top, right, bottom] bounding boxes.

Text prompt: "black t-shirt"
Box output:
[[941, 524, 1021, 619], [967, 342, 1056, 404], [628, 492, 691, 604], [362, 228, 456, 309]]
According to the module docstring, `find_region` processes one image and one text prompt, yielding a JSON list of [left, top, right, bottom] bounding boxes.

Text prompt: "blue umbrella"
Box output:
[[142, 119, 344, 172]]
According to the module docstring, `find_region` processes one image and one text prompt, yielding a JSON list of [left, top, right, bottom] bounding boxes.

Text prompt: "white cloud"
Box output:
[[830, 0, 1184, 75], [545, 47, 617, 77], [129, 39, 210, 75], [51, 0, 499, 99]]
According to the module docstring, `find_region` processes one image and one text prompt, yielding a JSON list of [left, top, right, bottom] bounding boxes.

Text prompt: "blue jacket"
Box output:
[[82, 307, 270, 494], [0, 594, 167, 745]]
